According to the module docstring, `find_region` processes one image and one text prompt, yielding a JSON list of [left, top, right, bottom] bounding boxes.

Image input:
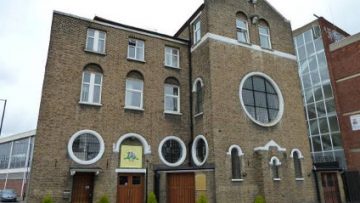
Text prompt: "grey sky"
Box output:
[[0, 0, 359, 136]]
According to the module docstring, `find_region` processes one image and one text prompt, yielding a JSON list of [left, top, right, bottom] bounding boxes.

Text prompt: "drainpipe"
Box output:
[[313, 166, 321, 203]]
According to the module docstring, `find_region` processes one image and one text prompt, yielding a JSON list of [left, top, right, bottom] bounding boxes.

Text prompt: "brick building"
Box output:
[[27, 0, 317, 202], [328, 32, 360, 202], [294, 17, 360, 202]]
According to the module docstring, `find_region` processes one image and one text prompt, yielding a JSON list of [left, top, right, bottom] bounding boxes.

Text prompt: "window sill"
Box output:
[[164, 65, 181, 70], [296, 178, 304, 181], [124, 106, 144, 111], [231, 179, 244, 182], [273, 178, 281, 181], [127, 57, 146, 63], [260, 47, 273, 51], [164, 111, 182, 115], [237, 40, 251, 46], [84, 49, 106, 56], [79, 101, 102, 106], [194, 112, 204, 118]]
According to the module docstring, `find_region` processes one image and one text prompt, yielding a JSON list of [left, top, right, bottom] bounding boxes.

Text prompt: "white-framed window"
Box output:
[[164, 47, 180, 68], [291, 149, 304, 180], [125, 78, 144, 110], [269, 156, 281, 180], [227, 145, 244, 181], [67, 130, 105, 165], [158, 136, 187, 167], [85, 28, 106, 53], [236, 18, 249, 43], [128, 39, 145, 61], [239, 72, 284, 127], [80, 71, 103, 105], [164, 84, 180, 114], [193, 19, 201, 44], [259, 25, 271, 49], [191, 135, 209, 166]]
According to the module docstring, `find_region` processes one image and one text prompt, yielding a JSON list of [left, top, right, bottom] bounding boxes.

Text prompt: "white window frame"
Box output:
[[269, 156, 281, 181], [125, 78, 144, 110], [259, 25, 272, 49], [193, 19, 201, 44], [127, 38, 145, 61], [239, 72, 284, 127], [290, 149, 305, 180], [67, 130, 105, 165], [80, 71, 103, 105], [236, 18, 250, 43], [191, 135, 209, 166], [164, 84, 180, 114], [85, 28, 106, 53], [164, 47, 180, 68], [158, 136, 187, 167]]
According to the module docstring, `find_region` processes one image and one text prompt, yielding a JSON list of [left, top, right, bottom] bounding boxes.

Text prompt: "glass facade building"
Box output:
[[294, 26, 346, 168], [0, 131, 35, 198]]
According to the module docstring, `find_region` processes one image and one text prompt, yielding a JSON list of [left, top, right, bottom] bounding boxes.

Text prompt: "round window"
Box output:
[[68, 130, 105, 165], [239, 72, 284, 127], [158, 136, 186, 167], [191, 135, 209, 166]]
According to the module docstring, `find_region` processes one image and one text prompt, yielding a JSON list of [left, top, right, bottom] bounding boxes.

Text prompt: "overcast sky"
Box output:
[[0, 0, 359, 136]]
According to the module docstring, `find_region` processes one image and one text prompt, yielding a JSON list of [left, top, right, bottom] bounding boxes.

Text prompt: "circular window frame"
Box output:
[[191, 135, 209, 166], [239, 72, 284, 127], [158, 136, 187, 167], [67, 129, 105, 165]]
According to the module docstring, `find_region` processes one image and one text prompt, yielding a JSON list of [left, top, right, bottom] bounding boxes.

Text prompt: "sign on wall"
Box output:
[[120, 145, 143, 168], [350, 114, 360, 131]]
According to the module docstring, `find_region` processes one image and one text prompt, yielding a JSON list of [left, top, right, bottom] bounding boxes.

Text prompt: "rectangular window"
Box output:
[[80, 72, 103, 104], [164, 84, 180, 113], [259, 26, 271, 49], [85, 29, 106, 53], [193, 20, 201, 44], [164, 47, 180, 68], [236, 19, 249, 43], [128, 39, 145, 61], [125, 78, 144, 109]]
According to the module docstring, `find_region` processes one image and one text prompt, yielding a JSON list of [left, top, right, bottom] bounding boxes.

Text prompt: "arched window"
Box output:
[[236, 12, 249, 43], [164, 77, 180, 114], [291, 149, 304, 179], [80, 64, 103, 105], [258, 19, 271, 49], [228, 145, 244, 180], [125, 71, 144, 110], [269, 156, 281, 180], [193, 78, 204, 115]]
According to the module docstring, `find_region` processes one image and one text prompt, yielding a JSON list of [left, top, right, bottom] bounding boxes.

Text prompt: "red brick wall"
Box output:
[[328, 35, 360, 171]]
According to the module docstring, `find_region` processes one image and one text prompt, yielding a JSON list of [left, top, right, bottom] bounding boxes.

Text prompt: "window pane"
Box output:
[[83, 72, 91, 83], [307, 104, 317, 119], [314, 86, 323, 101], [254, 92, 267, 108], [304, 30, 313, 43], [259, 27, 269, 35], [136, 47, 144, 60], [316, 101, 326, 117], [236, 19, 246, 28], [231, 149, 241, 179], [306, 42, 315, 56], [81, 84, 90, 102], [10, 139, 29, 168], [94, 74, 102, 85], [172, 55, 178, 67], [325, 99, 335, 114], [304, 88, 314, 104], [245, 106, 255, 118], [314, 38, 324, 51], [295, 35, 304, 47], [308, 56, 318, 71], [317, 52, 327, 68], [119, 176, 128, 185], [319, 118, 329, 133], [0, 142, 11, 169], [237, 31, 247, 42], [328, 116, 339, 132], [299, 60, 309, 75], [253, 77, 265, 91], [196, 139, 206, 162], [242, 90, 254, 105], [323, 84, 333, 98], [321, 135, 332, 150], [128, 46, 135, 58], [312, 136, 322, 152], [267, 94, 279, 109], [256, 107, 269, 123], [310, 71, 321, 87], [243, 78, 253, 89], [98, 39, 105, 53], [98, 31, 105, 39], [127, 79, 143, 91], [319, 67, 330, 81], [269, 109, 278, 121], [310, 119, 319, 135], [331, 133, 342, 149], [260, 35, 270, 48], [87, 38, 94, 51], [298, 46, 306, 61], [132, 176, 141, 185], [165, 96, 178, 112], [93, 86, 101, 103], [126, 91, 142, 108], [302, 74, 311, 89]]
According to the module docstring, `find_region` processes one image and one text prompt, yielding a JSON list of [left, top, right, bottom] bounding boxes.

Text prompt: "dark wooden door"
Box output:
[[322, 173, 341, 203], [167, 173, 195, 203], [71, 173, 94, 203], [117, 174, 144, 203]]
